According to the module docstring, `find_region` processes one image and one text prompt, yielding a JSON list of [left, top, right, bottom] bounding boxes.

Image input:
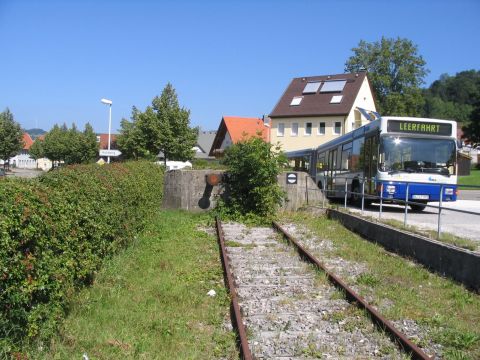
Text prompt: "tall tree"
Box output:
[[43, 123, 99, 167], [422, 70, 480, 135], [43, 124, 68, 166], [345, 37, 428, 116], [117, 83, 198, 163], [117, 113, 150, 160], [153, 83, 198, 165], [0, 108, 24, 169], [463, 101, 480, 145], [29, 138, 45, 166], [79, 123, 99, 163]]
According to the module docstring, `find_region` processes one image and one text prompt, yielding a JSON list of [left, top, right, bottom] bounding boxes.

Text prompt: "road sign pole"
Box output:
[[107, 104, 112, 164]]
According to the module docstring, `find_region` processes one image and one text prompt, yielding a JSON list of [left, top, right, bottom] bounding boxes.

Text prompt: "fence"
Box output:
[[305, 175, 480, 240]]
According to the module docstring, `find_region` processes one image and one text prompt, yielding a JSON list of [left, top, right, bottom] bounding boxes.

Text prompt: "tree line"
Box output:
[[0, 110, 99, 169]]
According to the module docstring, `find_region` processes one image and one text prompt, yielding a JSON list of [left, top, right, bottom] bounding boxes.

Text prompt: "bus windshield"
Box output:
[[379, 136, 456, 176]]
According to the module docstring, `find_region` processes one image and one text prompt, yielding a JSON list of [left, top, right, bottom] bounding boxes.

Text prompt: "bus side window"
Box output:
[[371, 135, 379, 174], [328, 150, 337, 170], [342, 142, 352, 171], [336, 146, 342, 170], [317, 155, 326, 170], [352, 137, 364, 171]]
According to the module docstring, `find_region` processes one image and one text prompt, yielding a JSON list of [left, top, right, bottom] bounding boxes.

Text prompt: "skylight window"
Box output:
[[290, 96, 303, 106], [320, 80, 347, 93], [303, 81, 321, 94], [330, 95, 343, 104]]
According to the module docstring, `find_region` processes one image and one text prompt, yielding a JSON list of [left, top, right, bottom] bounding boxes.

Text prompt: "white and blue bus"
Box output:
[[288, 117, 458, 211]]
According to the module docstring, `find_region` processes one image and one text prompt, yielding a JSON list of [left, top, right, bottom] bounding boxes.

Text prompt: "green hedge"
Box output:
[[0, 162, 164, 354]]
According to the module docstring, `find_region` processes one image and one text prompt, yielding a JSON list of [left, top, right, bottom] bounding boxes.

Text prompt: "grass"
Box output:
[[282, 211, 480, 360], [458, 169, 480, 189], [29, 210, 237, 359]]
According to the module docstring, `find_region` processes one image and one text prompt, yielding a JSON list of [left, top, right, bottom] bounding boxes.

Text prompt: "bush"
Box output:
[[219, 137, 286, 221], [0, 161, 164, 354]]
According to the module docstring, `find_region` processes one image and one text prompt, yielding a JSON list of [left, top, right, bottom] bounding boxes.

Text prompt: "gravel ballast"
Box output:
[[222, 222, 406, 359]]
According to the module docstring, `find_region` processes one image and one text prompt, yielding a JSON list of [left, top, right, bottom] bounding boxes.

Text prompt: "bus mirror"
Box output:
[[457, 140, 462, 149]]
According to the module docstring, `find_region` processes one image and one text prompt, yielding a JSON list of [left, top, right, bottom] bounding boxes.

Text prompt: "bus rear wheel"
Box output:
[[410, 202, 427, 212], [350, 183, 362, 207], [318, 181, 324, 193]]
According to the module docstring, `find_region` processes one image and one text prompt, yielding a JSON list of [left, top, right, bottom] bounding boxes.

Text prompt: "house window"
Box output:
[[318, 122, 325, 135], [334, 121, 342, 135], [330, 95, 343, 104], [291, 123, 298, 136], [305, 122, 312, 136], [290, 96, 303, 106], [277, 123, 285, 137]]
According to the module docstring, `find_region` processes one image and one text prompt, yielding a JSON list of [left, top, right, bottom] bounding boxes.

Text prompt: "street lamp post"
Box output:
[[100, 98, 113, 163]]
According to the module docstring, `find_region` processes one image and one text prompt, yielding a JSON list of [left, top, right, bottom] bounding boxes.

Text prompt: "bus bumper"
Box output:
[[377, 182, 457, 202]]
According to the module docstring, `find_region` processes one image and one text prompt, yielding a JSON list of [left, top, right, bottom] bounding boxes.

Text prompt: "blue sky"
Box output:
[[1, 0, 479, 134]]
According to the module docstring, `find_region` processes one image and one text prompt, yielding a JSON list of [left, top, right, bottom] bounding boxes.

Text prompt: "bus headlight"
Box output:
[[445, 188, 454, 195], [386, 185, 396, 194]]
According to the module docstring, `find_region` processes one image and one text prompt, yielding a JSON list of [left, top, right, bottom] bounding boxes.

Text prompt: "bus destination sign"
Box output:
[[387, 120, 452, 136]]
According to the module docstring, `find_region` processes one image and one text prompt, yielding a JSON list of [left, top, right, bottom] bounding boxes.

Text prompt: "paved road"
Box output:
[[458, 190, 480, 201], [347, 200, 480, 243], [5, 168, 45, 178]]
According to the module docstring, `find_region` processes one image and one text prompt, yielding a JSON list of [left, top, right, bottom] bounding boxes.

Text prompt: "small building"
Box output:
[[457, 152, 472, 176], [9, 133, 37, 169], [269, 72, 376, 152], [209, 116, 269, 157], [96, 133, 119, 161], [96, 133, 118, 150], [194, 130, 217, 160]]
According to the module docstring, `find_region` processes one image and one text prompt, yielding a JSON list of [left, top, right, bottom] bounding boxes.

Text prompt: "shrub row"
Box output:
[[0, 161, 164, 354]]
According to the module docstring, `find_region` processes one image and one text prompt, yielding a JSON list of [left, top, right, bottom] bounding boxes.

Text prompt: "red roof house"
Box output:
[[209, 116, 269, 156], [96, 133, 118, 150], [22, 133, 34, 150]]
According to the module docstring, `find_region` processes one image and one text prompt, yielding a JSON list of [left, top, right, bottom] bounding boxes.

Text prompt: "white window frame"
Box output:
[[334, 121, 342, 135], [304, 122, 312, 136], [318, 122, 325, 135], [277, 123, 285, 137], [291, 122, 298, 136]]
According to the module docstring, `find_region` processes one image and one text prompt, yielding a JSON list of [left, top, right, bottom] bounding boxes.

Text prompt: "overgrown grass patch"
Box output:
[[30, 210, 237, 359], [282, 211, 480, 359], [458, 169, 480, 189]]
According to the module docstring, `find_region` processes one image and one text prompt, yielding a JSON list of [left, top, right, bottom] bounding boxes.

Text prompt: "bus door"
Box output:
[[363, 135, 379, 195], [327, 148, 337, 196]]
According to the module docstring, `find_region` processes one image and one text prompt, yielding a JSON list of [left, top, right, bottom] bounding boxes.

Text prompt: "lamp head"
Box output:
[[100, 98, 112, 105]]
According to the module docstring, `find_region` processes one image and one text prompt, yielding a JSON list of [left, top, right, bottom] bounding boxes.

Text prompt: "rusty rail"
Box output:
[[215, 217, 253, 360], [272, 221, 432, 360]]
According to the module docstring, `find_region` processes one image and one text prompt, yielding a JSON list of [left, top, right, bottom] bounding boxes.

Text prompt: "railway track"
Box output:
[[215, 217, 432, 360]]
